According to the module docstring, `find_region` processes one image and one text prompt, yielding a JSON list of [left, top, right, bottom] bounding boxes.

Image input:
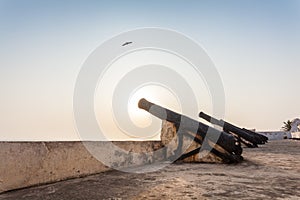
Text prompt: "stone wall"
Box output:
[[160, 121, 222, 163], [0, 120, 226, 193], [0, 141, 163, 193], [259, 131, 291, 140]]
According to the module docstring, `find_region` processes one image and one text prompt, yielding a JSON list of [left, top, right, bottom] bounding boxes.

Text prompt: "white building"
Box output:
[[259, 118, 300, 140], [259, 131, 291, 140], [290, 118, 300, 139]]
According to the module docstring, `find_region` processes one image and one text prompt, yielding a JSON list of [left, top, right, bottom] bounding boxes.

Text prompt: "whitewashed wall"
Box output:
[[259, 131, 291, 140]]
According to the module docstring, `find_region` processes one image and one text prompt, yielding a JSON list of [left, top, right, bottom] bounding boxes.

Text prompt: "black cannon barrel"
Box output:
[[199, 111, 224, 127], [138, 98, 242, 156], [241, 128, 268, 143], [199, 112, 268, 145]]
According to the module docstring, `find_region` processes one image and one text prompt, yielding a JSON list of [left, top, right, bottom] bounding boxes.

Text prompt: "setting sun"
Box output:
[[128, 84, 182, 129]]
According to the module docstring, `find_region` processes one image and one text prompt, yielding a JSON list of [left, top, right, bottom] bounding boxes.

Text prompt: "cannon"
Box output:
[[138, 98, 243, 163], [199, 112, 268, 147]]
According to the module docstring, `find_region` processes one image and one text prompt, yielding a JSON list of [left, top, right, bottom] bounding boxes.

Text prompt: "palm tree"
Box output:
[[282, 120, 292, 131]]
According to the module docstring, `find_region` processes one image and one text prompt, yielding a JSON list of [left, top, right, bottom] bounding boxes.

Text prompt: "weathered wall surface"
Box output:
[[0, 120, 227, 193], [0, 141, 163, 193], [160, 121, 222, 163]]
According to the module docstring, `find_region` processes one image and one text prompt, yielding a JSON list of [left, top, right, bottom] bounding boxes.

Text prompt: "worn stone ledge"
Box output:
[[0, 141, 163, 193]]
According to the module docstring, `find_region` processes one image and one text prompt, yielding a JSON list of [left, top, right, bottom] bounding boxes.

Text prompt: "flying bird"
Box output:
[[122, 41, 133, 46]]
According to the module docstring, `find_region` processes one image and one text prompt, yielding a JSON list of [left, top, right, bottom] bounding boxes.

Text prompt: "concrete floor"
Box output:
[[0, 140, 299, 200]]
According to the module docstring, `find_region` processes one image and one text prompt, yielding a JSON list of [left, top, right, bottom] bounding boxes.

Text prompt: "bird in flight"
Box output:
[[122, 41, 133, 46]]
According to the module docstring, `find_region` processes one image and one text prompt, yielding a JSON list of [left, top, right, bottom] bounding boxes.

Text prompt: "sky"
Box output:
[[0, 0, 300, 141]]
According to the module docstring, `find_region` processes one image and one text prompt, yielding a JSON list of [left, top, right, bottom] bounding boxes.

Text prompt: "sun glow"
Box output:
[[94, 48, 211, 140], [128, 84, 181, 129]]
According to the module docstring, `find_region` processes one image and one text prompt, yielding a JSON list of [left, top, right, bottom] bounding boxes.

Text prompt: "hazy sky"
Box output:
[[0, 0, 300, 140]]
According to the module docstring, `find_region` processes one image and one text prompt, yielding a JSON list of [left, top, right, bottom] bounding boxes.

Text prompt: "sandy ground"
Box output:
[[0, 140, 299, 200]]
